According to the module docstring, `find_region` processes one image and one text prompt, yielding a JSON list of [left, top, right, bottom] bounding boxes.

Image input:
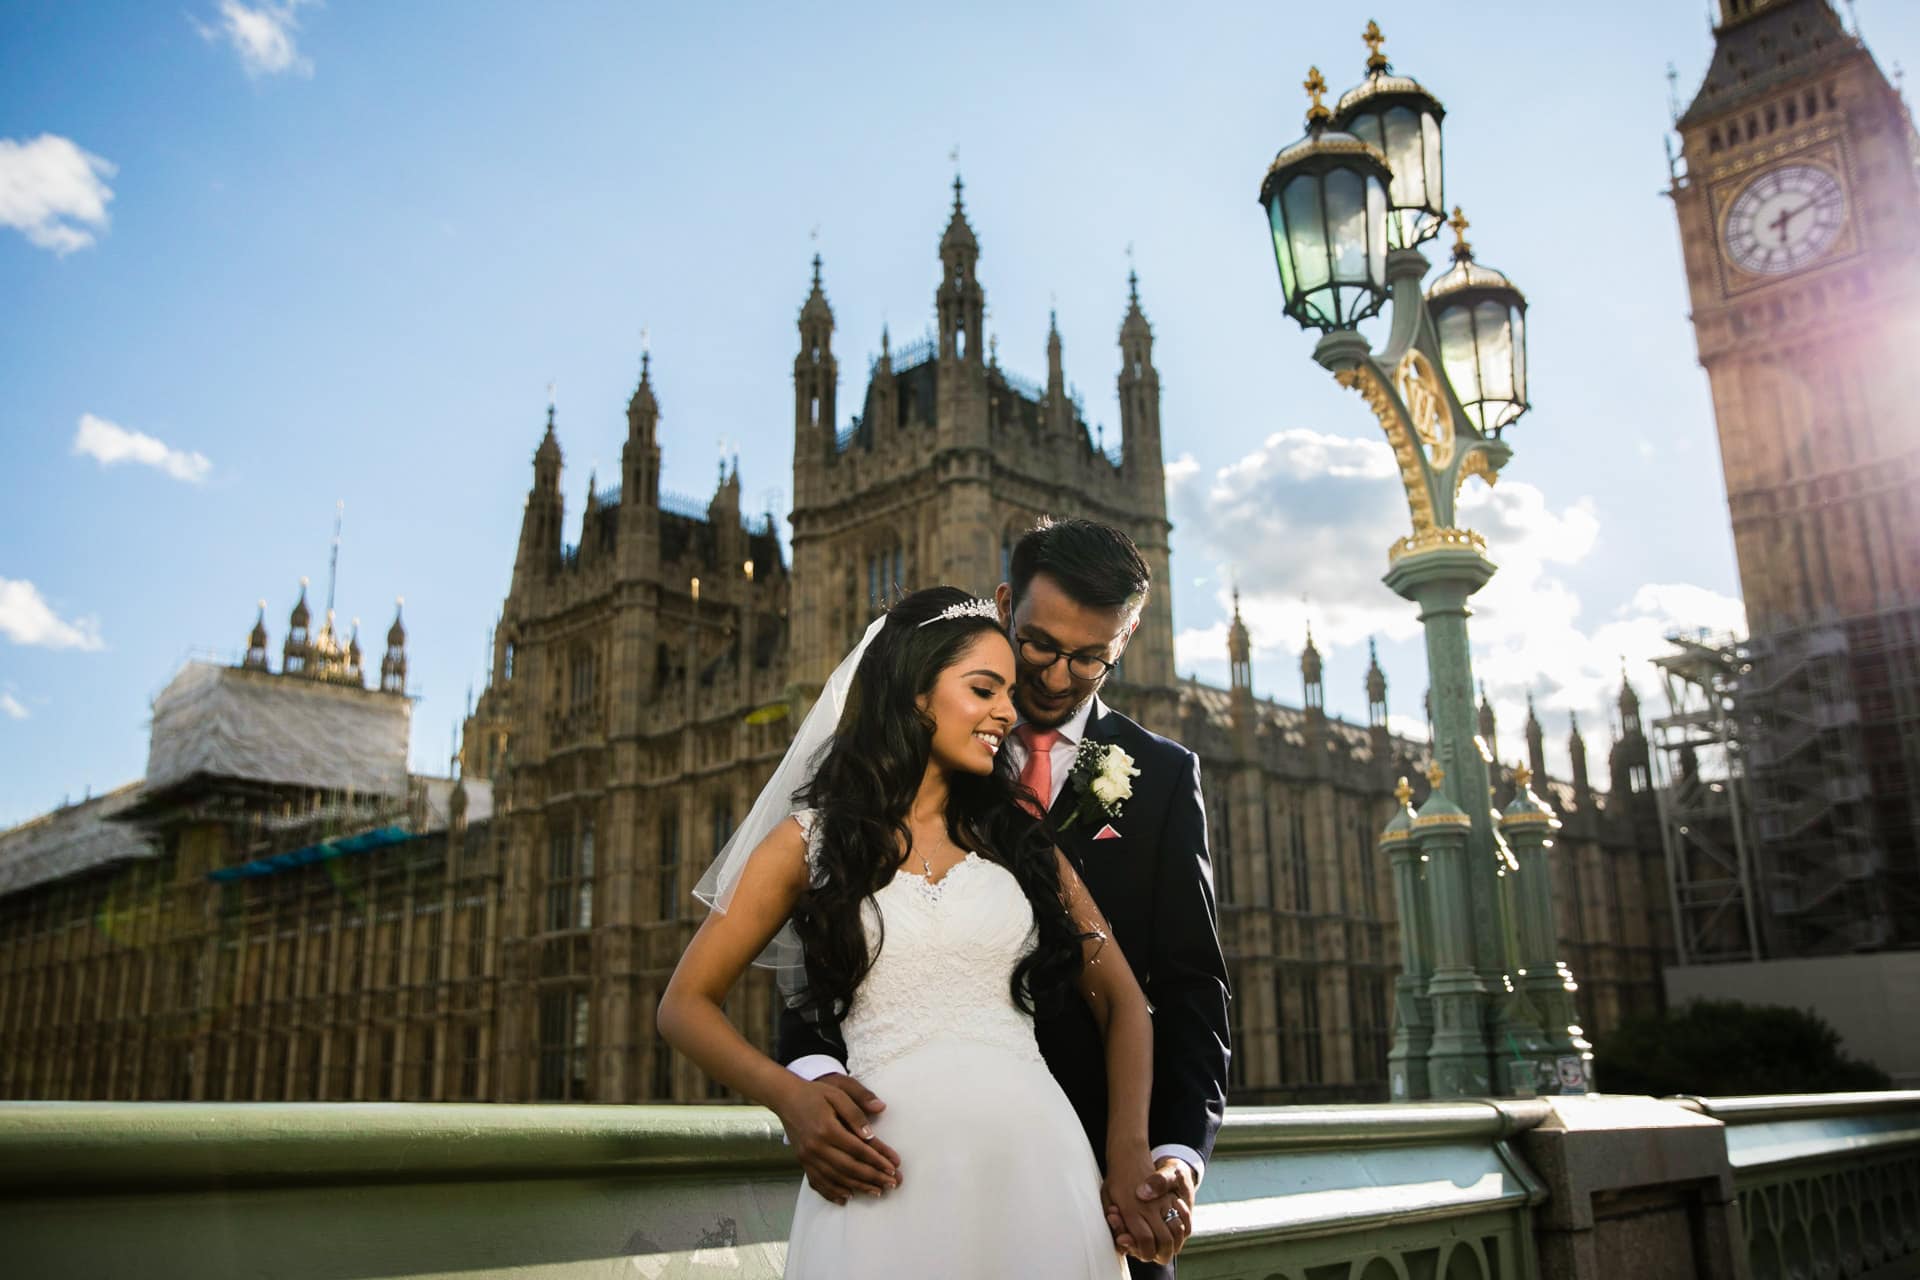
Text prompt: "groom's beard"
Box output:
[[1013, 671, 1100, 729]]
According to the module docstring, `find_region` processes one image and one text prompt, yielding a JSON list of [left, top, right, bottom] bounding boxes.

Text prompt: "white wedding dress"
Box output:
[[784, 811, 1127, 1279]]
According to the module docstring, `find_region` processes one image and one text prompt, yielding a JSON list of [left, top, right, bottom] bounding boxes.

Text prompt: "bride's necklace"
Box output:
[[904, 824, 963, 881]]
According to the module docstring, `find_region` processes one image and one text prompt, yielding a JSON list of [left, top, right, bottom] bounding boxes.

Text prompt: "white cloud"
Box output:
[[1167, 429, 1430, 661], [197, 0, 317, 78], [73, 414, 212, 484], [1171, 428, 1747, 784], [0, 579, 104, 651], [0, 134, 116, 255], [0, 692, 26, 720]]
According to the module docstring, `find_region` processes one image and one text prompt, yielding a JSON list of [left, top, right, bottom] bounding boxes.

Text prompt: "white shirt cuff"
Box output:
[[1151, 1143, 1205, 1186], [787, 1054, 848, 1082]]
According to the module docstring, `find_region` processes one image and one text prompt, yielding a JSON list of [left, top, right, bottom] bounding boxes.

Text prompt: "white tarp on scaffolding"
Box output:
[[0, 782, 157, 897], [145, 662, 411, 799], [417, 776, 494, 831]]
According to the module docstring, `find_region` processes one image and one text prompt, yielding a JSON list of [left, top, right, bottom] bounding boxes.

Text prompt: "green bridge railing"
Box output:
[[1680, 1091, 1920, 1280], [1, 1092, 1915, 1279]]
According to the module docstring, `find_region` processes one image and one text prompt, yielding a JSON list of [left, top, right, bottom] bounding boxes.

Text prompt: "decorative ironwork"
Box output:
[[1389, 525, 1489, 565], [658, 489, 710, 520], [1456, 449, 1497, 499], [1336, 363, 1438, 536], [1738, 1150, 1920, 1280]]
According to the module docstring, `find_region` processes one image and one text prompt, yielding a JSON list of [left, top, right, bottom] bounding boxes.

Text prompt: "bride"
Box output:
[[658, 586, 1156, 1277]]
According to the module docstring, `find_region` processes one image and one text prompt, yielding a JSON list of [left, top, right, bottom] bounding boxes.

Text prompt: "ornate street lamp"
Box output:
[[1427, 209, 1530, 437], [1333, 21, 1446, 249], [1255, 25, 1587, 1102], [1258, 67, 1393, 332]]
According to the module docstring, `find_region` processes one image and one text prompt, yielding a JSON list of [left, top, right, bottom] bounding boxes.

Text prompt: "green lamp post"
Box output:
[[1256, 27, 1591, 1099]]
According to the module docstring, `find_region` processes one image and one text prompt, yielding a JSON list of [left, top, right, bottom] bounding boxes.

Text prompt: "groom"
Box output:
[[778, 517, 1232, 1276]]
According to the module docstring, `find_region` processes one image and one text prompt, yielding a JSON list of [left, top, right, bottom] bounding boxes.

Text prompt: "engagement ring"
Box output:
[[1163, 1208, 1182, 1224]]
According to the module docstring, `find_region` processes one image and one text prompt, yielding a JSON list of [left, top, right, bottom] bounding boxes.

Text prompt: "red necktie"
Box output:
[[1015, 725, 1062, 818]]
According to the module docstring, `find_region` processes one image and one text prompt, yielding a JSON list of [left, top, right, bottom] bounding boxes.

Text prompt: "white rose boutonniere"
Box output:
[[1060, 741, 1141, 830]]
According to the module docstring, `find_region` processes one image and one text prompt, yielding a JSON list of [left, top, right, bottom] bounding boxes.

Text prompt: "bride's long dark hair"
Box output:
[[793, 585, 1084, 1021]]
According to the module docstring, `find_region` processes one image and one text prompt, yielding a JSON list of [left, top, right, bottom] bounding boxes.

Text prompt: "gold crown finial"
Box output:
[[1394, 775, 1413, 807], [1448, 206, 1473, 260], [1363, 20, 1388, 73], [1304, 66, 1332, 124], [1426, 758, 1446, 789], [1512, 761, 1533, 790]]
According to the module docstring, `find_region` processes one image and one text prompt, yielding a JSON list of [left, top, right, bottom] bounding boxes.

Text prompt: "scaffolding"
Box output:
[[1743, 620, 1889, 954], [1651, 631, 1761, 965], [1840, 603, 1920, 947], [1655, 602, 1920, 965]]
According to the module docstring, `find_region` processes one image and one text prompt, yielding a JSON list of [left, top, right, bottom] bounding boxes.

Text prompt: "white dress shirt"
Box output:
[[789, 693, 1204, 1184]]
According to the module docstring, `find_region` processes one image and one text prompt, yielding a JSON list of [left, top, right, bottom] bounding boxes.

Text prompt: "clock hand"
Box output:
[[1768, 200, 1814, 243]]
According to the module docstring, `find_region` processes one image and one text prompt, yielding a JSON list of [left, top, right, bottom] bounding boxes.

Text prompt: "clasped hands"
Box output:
[[782, 1073, 1193, 1265], [1102, 1154, 1194, 1265]]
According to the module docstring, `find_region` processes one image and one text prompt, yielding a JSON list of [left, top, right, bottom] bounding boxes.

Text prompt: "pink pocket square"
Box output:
[[1093, 824, 1122, 841]]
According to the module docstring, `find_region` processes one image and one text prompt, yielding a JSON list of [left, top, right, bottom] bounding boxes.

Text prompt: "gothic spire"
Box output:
[[1301, 621, 1324, 713], [628, 341, 658, 430], [941, 173, 978, 253], [1120, 266, 1152, 343], [1525, 691, 1548, 786], [381, 597, 407, 694], [244, 600, 270, 672], [799, 252, 834, 330]]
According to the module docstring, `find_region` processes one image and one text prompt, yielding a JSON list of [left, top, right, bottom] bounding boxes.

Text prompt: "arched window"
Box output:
[[866, 537, 905, 612]]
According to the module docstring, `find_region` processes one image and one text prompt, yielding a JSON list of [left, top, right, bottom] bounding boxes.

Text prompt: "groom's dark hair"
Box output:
[[1008, 517, 1150, 615]]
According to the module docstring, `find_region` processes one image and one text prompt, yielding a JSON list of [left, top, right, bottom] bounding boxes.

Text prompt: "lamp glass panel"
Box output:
[[1366, 175, 1388, 288], [1423, 113, 1444, 218], [1283, 176, 1330, 295], [1268, 196, 1298, 300], [1349, 111, 1385, 153], [1474, 299, 1516, 404], [1436, 304, 1480, 408], [1510, 306, 1528, 406], [1332, 284, 1357, 325], [1324, 168, 1369, 285], [1383, 105, 1428, 209]]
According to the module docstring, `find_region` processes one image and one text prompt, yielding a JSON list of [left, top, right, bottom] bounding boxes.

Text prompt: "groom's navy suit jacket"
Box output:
[[777, 697, 1233, 1198]]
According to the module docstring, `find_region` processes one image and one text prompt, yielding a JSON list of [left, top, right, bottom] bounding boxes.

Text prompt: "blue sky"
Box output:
[[4, 1, 1917, 826]]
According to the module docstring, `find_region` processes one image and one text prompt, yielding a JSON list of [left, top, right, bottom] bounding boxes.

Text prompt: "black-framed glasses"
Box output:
[[1014, 632, 1119, 682]]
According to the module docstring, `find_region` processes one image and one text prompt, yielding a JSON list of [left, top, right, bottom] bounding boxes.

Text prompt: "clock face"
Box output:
[[1723, 164, 1846, 275]]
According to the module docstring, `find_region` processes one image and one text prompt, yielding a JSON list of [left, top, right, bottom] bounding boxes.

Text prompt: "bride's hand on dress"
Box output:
[[1101, 1147, 1164, 1262], [773, 1077, 902, 1206]]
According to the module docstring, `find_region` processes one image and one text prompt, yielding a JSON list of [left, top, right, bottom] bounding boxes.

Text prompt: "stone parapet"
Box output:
[[5, 1092, 1913, 1277]]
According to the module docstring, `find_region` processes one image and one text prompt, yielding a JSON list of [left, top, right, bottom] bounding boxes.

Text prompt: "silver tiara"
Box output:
[[917, 598, 999, 628]]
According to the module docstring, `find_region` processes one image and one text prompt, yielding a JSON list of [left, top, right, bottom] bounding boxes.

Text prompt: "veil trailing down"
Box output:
[[693, 613, 887, 1009]]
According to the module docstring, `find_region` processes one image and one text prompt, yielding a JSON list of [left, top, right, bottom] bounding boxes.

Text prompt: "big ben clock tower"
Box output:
[[1671, 0, 1920, 953], [1673, 0, 1918, 630]]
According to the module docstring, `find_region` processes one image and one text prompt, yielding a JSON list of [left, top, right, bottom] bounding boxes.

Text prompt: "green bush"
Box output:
[[1598, 998, 1892, 1097]]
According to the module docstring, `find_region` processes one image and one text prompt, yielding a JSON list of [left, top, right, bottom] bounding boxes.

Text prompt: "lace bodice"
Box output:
[[794, 810, 1044, 1076]]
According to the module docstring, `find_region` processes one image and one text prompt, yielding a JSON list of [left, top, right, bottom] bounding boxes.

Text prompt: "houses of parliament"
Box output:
[[0, 191, 1681, 1103]]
